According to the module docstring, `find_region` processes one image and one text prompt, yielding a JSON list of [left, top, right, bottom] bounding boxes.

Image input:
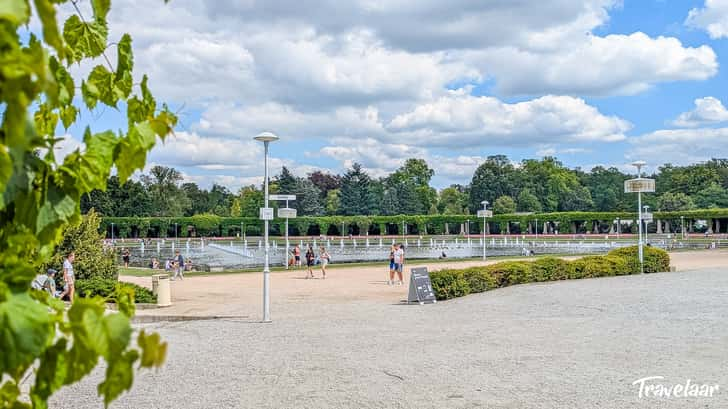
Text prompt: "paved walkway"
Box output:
[[53, 262, 728, 408]]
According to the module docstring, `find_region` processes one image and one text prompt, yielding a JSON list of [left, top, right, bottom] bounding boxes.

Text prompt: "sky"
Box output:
[[52, 0, 728, 190]]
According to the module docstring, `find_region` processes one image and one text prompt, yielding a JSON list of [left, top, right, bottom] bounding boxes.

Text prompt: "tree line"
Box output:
[[81, 156, 728, 218]]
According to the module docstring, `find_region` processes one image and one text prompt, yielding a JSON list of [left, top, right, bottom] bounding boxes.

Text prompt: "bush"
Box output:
[[485, 261, 533, 286], [430, 249, 671, 301], [570, 255, 629, 278], [76, 277, 157, 304], [607, 245, 670, 273], [530, 257, 573, 281], [461, 267, 499, 293], [429, 270, 470, 300]]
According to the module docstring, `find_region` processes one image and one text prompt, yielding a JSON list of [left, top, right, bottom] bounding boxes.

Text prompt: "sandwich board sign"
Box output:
[[408, 267, 437, 304]]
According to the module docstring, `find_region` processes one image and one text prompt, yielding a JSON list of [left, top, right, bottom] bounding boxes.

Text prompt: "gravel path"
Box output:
[[51, 267, 728, 408]]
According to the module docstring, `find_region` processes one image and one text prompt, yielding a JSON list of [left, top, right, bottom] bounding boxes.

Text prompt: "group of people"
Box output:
[[290, 244, 331, 279], [157, 250, 188, 280], [31, 251, 75, 302]]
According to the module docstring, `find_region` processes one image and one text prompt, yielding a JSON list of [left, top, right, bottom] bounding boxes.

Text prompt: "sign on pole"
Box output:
[[278, 207, 297, 219], [259, 207, 274, 220], [642, 212, 653, 222], [268, 194, 296, 201], [407, 267, 437, 304], [477, 209, 493, 218], [624, 178, 655, 193]]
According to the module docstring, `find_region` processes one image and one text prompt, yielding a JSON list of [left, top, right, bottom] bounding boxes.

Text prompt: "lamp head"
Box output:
[[481, 200, 489, 206], [254, 132, 279, 143]]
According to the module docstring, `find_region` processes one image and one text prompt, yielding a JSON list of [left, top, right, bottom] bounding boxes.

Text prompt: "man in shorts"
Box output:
[[392, 244, 405, 285], [294, 245, 301, 268], [58, 251, 75, 302]]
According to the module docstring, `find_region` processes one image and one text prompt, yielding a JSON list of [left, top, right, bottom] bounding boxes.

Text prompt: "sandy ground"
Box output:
[[51, 251, 728, 409], [122, 250, 728, 320]]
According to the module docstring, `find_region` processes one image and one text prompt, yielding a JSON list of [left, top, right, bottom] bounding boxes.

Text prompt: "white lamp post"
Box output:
[[535, 218, 538, 238], [254, 131, 279, 323], [631, 161, 647, 272], [480, 200, 490, 260], [643, 205, 650, 244], [111, 222, 115, 244], [174, 223, 178, 243], [681, 216, 685, 239]]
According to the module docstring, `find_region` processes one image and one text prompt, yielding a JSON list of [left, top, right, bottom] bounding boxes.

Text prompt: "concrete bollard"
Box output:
[[156, 274, 171, 307]]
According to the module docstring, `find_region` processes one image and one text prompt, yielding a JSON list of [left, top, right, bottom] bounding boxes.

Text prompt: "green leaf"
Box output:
[[0, 147, 12, 209], [91, 0, 111, 21], [0, 293, 55, 378], [115, 284, 135, 317], [0, 0, 30, 25], [138, 330, 167, 368], [63, 14, 108, 62], [33, 0, 63, 56], [84, 65, 117, 108], [60, 105, 78, 129], [114, 34, 133, 98], [98, 349, 139, 408], [30, 339, 68, 407]]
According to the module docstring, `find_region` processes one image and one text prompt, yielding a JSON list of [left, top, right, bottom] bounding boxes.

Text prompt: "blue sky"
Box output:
[[54, 0, 728, 189]]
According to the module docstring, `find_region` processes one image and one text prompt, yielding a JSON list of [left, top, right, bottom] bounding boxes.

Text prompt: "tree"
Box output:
[[339, 163, 375, 215], [181, 182, 207, 216], [308, 171, 341, 199], [42, 210, 117, 281], [276, 166, 298, 195], [516, 188, 542, 212], [469, 155, 519, 212], [0, 1, 172, 406], [657, 192, 696, 211], [325, 189, 341, 215], [493, 195, 517, 214], [296, 178, 324, 216], [232, 186, 264, 217], [694, 184, 728, 208], [142, 166, 190, 216], [208, 184, 233, 216], [438, 187, 469, 214]]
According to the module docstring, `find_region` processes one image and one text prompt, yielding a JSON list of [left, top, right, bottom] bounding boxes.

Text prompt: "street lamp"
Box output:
[[616, 217, 620, 238], [535, 218, 538, 238], [466, 219, 470, 236], [110, 222, 115, 244], [681, 216, 685, 239], [632, 160, 646, 272], [481, 200, 489, 261], [254, 131, 279, 323], [174, 223, 178, 243]]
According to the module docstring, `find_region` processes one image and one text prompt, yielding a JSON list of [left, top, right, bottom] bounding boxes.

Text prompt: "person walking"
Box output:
[[393, 244, 405, 285], [305, 245, 315, 279], [294, 245, 301, 268], [58, 251, 75, 302], [172, 250, 184, 281], [319, 246, 330, 279], [388, 245, 396, 285], [122, 248, 130, 268]]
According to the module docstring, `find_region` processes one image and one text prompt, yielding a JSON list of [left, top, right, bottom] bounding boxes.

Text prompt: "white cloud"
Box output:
[[387, 91, 631, 147], [472, 32, 717, 96], [672, 97, 728, 127], [630, 127, 728, 165], [686, 0, 728, 39]]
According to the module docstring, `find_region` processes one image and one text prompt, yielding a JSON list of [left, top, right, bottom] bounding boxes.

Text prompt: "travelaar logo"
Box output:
[[632, 376, 720, 399]]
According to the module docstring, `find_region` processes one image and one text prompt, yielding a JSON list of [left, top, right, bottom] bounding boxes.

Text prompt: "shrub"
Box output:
[[530, 257, 573, 281], [76, 277, 157, 304], [607, 245, 670, 273], [429, 270, 470, 300], [485, 261, 533, 286], [570, 255, 629, 278], [430, 249, 671, 300], [461, 267, 499, 293]]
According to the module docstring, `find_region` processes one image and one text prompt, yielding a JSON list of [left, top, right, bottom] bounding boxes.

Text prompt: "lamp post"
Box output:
[[480, 200, 489, 261], [632, 161, 646, 272], [174, 223, 178, 243], [681, 216, 685, 240], [535, 218, 538, 238], [110, 222, 115, 244], [254, 131, 279, 323], [616, 217, 620, 238], [466, 219, 470, 236], [241, 221, 245, 241]]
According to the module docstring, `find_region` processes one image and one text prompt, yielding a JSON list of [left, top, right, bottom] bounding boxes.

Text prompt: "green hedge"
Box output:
[[430, 246, 670, 300], [75, 277, 157, 304]]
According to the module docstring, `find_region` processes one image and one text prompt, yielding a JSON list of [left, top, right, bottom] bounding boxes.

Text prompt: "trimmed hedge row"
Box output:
[[430, 246, 670, 300], [75, 277, 157, 304]]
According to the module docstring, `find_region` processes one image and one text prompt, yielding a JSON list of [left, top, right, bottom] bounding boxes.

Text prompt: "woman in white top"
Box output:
[[319, 246, 330, 279]]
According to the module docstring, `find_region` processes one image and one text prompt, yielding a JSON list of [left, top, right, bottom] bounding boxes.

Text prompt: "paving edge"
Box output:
[[131, 315, 250, 323]]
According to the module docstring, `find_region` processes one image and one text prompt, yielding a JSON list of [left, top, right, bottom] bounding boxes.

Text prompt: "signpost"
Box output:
[[625, 163, 655, 274], [407, 267, 437, 304], [259, 207, 274, 220], [477, 206, 492, 261], [269, 195, 297, 269]]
